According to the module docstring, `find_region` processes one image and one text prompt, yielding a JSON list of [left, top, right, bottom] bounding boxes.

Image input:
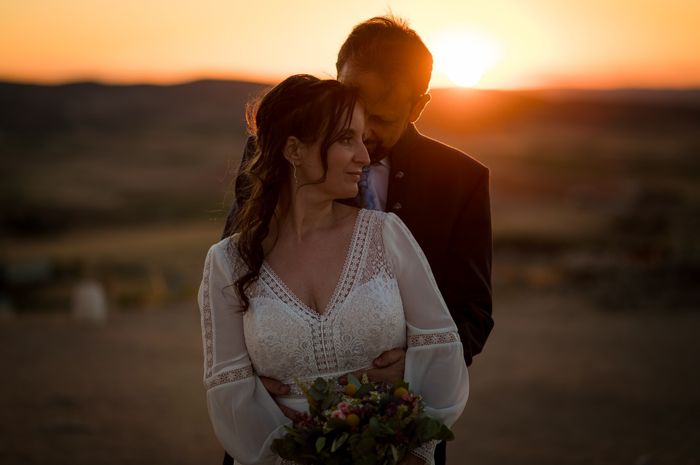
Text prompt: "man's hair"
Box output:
[[336, 15, 433, 98]]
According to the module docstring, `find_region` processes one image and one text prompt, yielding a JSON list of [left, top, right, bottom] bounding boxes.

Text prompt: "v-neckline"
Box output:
[[261, 209, 366, 320]]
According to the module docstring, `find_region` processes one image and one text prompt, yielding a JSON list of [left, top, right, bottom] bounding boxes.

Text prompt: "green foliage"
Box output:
[[271, 376, 454, 465]]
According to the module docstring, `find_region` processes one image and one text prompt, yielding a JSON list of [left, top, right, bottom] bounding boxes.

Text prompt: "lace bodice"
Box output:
[[244, 209, 405, 394], [198, 210, 468, 465]]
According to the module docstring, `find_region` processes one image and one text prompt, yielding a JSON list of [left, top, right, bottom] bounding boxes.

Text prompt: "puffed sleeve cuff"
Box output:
[[205, 362, 292, 464]]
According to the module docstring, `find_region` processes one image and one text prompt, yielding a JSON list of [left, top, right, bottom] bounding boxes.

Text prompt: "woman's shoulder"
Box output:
[[360, 210, 417, 255], [359, 208, 393, 223], [359, 209, 404, 230], [205, 235, 244, 274], [207, 234, 237, 255]]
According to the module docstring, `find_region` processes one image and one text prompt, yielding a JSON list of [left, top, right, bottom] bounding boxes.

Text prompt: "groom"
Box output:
[[221, 15, 493, 465]]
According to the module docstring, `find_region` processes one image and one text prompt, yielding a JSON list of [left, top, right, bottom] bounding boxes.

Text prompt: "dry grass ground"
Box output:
[[1, 289, 698, 465]]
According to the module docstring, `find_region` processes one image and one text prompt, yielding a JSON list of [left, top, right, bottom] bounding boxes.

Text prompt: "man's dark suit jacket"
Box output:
[[221, 123, 494, 366]]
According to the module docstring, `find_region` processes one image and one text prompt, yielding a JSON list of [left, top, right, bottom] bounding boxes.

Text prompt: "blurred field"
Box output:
[[1, 288, 697, 464], [2, 81, 699, 312], [1, 80, 699, 463]]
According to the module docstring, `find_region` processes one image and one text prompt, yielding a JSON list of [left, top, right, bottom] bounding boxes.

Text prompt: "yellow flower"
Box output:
[[346, 413, 360, 428], [344, 384, 358, 396]]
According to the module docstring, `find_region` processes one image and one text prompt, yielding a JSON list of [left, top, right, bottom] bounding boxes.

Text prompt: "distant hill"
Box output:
[[0, 79, 270, 135], [423, 87, 700, 133], [1, 79, 699, 136]]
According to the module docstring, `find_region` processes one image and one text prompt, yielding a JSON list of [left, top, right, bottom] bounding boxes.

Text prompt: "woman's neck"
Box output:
[[274, 186, 343, 243]]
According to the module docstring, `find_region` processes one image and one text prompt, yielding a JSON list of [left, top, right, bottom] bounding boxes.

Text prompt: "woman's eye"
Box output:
[[370, 116, 391, 125]]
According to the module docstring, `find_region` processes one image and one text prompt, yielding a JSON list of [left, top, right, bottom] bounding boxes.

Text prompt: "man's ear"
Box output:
[[283, 136, 304, 165], [408, 93, 431, 123]]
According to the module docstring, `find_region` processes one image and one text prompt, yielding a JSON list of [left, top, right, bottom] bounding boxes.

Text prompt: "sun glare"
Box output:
[[430, 31, 501, 88]]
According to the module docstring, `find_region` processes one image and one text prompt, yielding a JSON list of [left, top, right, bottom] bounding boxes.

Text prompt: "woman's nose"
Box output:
[[356, 142, 370, 166]]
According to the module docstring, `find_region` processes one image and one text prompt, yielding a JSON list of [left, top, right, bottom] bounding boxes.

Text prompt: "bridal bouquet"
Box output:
[[271, 374, 453, 465]]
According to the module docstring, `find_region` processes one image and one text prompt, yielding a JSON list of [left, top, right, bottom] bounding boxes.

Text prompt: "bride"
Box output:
[[197, 74, 468, 465]]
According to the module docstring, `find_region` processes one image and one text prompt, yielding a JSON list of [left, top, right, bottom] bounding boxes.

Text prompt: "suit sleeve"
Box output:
[[221, 136, 257, 240], [444, 167, 494, 366]]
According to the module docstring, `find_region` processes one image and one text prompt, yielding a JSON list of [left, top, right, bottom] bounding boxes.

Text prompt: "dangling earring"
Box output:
[[293, 163, 299, 186]]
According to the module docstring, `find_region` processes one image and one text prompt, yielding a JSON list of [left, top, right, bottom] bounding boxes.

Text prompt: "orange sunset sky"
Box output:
[[1, 0, 699, 89]]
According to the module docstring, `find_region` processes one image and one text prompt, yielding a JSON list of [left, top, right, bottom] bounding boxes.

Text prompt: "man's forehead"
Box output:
[[339, 65, 413, 114]]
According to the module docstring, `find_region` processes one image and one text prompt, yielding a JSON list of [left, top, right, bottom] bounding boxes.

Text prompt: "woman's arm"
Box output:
[[198, 240, 291, 464], [382, 213, 470, 464]]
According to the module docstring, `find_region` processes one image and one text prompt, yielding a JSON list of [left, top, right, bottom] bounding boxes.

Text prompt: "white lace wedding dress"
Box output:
[[197, 209, 468, 465]]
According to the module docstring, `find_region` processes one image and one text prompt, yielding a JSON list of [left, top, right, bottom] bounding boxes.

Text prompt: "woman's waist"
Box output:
[[272, 365, 373, 398]]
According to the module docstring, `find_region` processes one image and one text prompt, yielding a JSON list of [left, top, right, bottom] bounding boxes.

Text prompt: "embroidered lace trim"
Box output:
[[201, 249, 215, 379], [205, 365, 254, 390], [408, 331, 460, 348], [333, 208, 370, 302], [260, 209, 368, 321], [410, 439, 439, 464], [202, 240, 245, 381], [358, 210, 393, 284]]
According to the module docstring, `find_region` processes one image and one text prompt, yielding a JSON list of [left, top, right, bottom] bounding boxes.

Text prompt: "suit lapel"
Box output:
[[385, 124, 447, 283], [386, 124, 419, 216]]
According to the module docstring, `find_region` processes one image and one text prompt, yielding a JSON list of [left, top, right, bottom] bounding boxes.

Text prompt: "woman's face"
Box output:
[[298, 104, 370, 200]]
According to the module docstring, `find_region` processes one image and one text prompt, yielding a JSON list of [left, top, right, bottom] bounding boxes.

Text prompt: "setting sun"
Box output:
[[430, 31, 502, 88]]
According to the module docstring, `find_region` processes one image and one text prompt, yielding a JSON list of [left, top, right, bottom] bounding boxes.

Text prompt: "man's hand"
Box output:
[[259, 376, 301, 421], [367, 347, 406, 384], [339, 348, 406, 385]]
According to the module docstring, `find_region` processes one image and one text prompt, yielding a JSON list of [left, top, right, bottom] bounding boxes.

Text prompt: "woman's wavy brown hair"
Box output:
[[228, 74, 358, 311]]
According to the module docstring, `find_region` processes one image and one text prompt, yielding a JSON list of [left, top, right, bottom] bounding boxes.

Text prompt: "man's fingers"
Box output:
[[340, 356, 405, 386], [364, 366, 403, 385], [362, 367, 379, 380], [257, 376, 299, 421], [278, 403, 302, 421], [373, 347, 406, 368], [259, 376, 290, 396]]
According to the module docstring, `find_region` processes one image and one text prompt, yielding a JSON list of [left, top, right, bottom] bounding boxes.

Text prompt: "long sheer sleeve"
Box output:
[[197, 239, 291, 465], [382, 213, 470, 463]]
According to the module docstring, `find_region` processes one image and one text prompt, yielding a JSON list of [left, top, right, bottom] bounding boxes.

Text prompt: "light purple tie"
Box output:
[[358, 165, 381, 210]]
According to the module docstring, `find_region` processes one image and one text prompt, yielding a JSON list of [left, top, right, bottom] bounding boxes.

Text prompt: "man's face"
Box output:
[[338, 63, 416, 161]]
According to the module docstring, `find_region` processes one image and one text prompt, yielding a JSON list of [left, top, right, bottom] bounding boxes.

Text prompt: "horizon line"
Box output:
[[1, 75, 699, 93]]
